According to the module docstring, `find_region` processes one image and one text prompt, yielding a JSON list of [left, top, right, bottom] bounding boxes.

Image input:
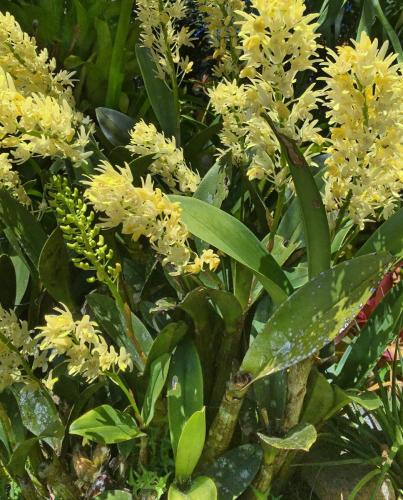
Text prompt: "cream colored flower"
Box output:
[[323, 33, 403, 227], [237, 0, 320, 98], [127, 120, 200, 192], [208, 1, 323, 188], [0, 11, 73, 99], [137, 0, 194, 83], [0, 304, 41, 391], [196, 0, 243, 77], [84, 162, 219, 275], [36, 304, 133, 382]]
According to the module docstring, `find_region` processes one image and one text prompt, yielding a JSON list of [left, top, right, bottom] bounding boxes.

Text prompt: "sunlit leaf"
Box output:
[[241, 254, 392, 381]]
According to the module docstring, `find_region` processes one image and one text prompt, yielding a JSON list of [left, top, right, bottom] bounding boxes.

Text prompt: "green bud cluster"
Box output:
[[48, 176, 121, 285]]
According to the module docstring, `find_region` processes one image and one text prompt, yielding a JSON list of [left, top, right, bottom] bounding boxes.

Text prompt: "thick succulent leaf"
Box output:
[[168, 477, 217, 500], [269, 126, 330, 278], [0, 189, 46, 276], [203, 444, 263, 500], [135, 44, 178, 138], [258, 423, 317, 451], [277, 165, 326, 249], [356, 206, 403, 260], [145, 321, 187, 373], [336, 281, 403, 388], [12, 386, 64, 453], [170, 195, 292, 304], [39, 227, 75, 309], [241, 254, 393, 381], [69, 405, 143, 444], [141, 353, 171, 426], [0, 255, 16, 309], [175, 408, 206, 482], [96, 107, 134, 146], [167, 338, 203, 456]]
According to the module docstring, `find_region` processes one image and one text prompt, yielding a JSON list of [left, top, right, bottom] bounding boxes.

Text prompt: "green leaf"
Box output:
[[98, 491, 133, 500], [347, 391, 382, 411], [168, 477, 217, 500], [0, 189, 46, 276], [0, 255, 16, 309], [241, 253, 392, 381], [7, 437, 39, 477], [170, 195, 292, 304], [357, 0, 376, 39], [175, 408, 206, 482], [96, 107, 135, 147], [268, 125, 330, 278], [69, 405, 143, 444], [203, 444, 263, 500], [356, 206, 403, 260], [11, 255, 30, 305], [184, 121, 221, 163], [301, 370, 336, 426], [371, 0, 403, 63], [145, 321, 188, 373], [336, 281, 403, 388], [87, 293, 152, 371], [276, 156, 326, 250], [12, 386, 64, 453], [129, 154, 155, 185], [7, 422, 63, 477], [167, 338, 203, 456], [135, 45, 178, 138], [39, 227, 74, 308], [141, 353, 171, 426], [258, 423, 317, 451], [193, 159, 230, 208]]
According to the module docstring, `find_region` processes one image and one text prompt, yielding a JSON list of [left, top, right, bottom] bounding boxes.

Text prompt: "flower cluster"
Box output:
[[196, 0, 243, 77], [0, 11, 73, 98], [49, 176, 120, 287], [36, 305, 133, 382], [0, 305, 45, 391], [0, 13, 91, 199], [237, 0, 320, 96], [83, 161, 219, 275], [127, 120, 200, 192], [323, 33, 403, 227], [208, 0, 323, 187], [136, 0, 194, 83], [0, 152, 29, 204]]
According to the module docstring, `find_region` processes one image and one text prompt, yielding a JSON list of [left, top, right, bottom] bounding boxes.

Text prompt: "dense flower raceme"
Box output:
[[136, 0, 194, 82], [127, 120, 200, 193], [323, 33, 403, 227], [0, 13, 91, 202], [36, 305, 133, 383], [208, 0, 323, 186], [0, 302, 131, 391], [83, 161, 219, 274], [0, 305, 46, 391], [196, 0, 243, 77], [0, 11, 73, 99]]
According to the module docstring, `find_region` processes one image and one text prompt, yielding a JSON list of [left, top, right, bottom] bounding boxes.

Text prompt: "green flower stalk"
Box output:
[[49, 175, 121, 299]]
